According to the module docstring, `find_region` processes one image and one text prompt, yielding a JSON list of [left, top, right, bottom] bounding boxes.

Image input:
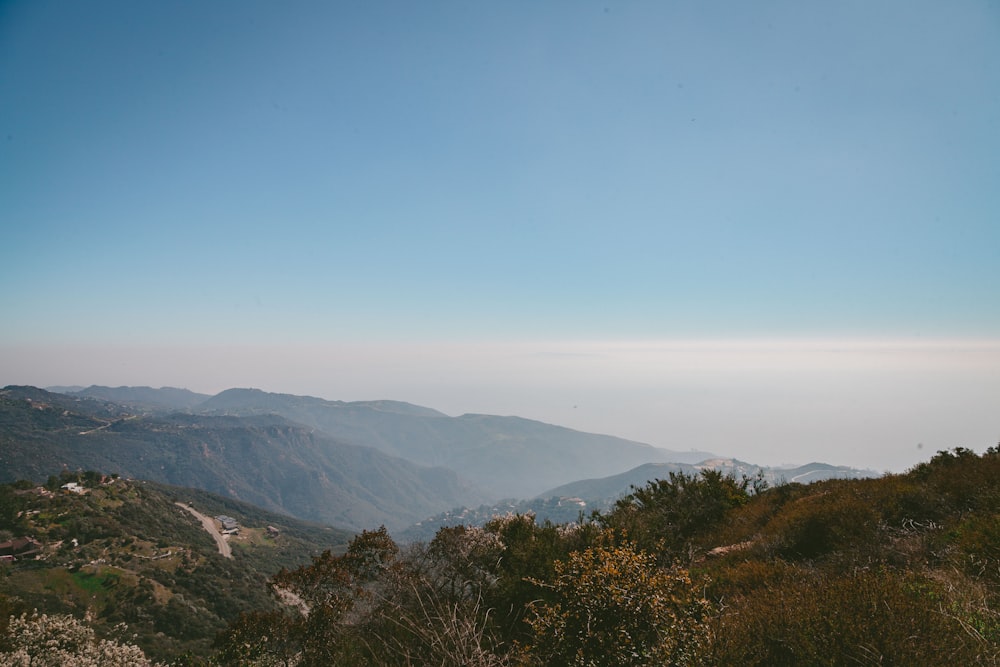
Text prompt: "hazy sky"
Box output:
[[2, 2, 998, 472]]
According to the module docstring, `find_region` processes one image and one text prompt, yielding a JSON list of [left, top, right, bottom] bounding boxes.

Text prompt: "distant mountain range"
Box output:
[[401, 459, 876, 540], [0, 384, 877, 534], [62, 384, 211, 411], [0, 387, 479, 531], [195, 387, 715, 498]]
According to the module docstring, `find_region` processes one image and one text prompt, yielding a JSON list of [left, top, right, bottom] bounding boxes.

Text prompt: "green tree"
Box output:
[[218, 527, 399, 666], [213, 610, 298, 666], [601, 470, 753, 561], [480, 513, 598, 643]]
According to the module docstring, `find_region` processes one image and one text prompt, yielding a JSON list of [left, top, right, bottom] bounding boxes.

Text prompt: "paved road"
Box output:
[[176, 503, 232, 559]]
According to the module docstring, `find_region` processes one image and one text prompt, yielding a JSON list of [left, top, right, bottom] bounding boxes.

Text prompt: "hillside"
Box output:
[[690, 447, 1000, 663], [202, 447, 1000, 665], [0, 387, 484, 531], [0, 472, 352, 663]]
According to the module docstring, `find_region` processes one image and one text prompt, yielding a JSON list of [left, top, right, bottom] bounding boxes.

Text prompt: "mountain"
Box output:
[[0, 387, 484, 531], [43, 385, 85, 394], [201, 387, 448, 419], [66, 385, 211, 412], [0, 473, 352, 663], [197, 388, 714, 498]]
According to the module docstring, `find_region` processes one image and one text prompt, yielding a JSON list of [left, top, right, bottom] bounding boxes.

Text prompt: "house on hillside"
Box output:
[[216, 515, 239, 534], [0, 537, 42, 560], [60, 482, 86, 495]]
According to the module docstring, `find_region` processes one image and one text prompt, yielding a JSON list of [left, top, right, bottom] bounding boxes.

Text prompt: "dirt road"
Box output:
[[176, 503, 232, 559]]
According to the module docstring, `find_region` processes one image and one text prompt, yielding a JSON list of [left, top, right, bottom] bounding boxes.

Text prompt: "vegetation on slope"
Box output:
[[0, 471, 351, 663], [1, 382, 996, 665], [210, 446, 999, 665]]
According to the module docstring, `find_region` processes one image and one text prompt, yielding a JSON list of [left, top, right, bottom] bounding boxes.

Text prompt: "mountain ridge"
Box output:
[[193, 387, 715, 497], [0, 387, 483, 531], [9, 384, 876, 536]]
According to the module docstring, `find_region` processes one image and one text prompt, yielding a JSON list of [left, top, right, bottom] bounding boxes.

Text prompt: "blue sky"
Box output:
[[2, 1, 998, 471]]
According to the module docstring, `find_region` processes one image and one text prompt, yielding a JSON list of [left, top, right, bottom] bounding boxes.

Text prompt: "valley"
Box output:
[[0, 385, 875, 535], [0, 384, 994, 664]]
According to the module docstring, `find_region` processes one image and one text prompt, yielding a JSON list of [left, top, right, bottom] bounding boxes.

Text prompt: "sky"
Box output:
[[1, 1, 998, 472]]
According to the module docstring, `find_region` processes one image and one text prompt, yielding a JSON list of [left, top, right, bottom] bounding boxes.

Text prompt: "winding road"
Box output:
[[176, 503, 232, 559]]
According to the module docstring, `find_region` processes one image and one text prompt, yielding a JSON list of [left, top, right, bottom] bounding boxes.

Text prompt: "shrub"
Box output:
[[521, 542, 711, 666], [0, 611, 159, 666], [761, 487, 880, 562], [709, 568, 997, 665], [600, 470, 753, 563]]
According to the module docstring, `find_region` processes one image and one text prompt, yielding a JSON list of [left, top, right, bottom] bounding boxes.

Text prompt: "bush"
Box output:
[[521, 542, 711, 666], [0, 611, 159, 666], [709, 568, 997, 665], [761, 488, 880, 562], [600, 470, 753, 562]]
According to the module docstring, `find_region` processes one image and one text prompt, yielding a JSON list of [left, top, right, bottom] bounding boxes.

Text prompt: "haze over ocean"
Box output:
[[2, 2, 998, 472]]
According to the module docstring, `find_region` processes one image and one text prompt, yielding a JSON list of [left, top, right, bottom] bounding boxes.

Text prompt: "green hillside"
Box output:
[[0, 472, 351, 663]]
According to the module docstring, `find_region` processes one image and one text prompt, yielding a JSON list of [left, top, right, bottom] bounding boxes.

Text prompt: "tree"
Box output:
[[218, 527, 399, 666], [359, 526, 511, 666], [522, 542, 711, 666], [213, 610, 299, 667], [601, 470, 753, 561]]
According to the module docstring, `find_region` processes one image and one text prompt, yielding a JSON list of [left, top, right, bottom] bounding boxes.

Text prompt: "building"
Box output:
[[216, 515, 239, 533], [0, 537, 42, 560]]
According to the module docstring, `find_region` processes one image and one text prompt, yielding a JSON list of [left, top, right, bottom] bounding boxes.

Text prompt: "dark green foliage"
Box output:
[[213, 610, 299, 666], [480, 514, 603, 644], [217, 527, 399, 665], [600, 469, 753, 562]]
